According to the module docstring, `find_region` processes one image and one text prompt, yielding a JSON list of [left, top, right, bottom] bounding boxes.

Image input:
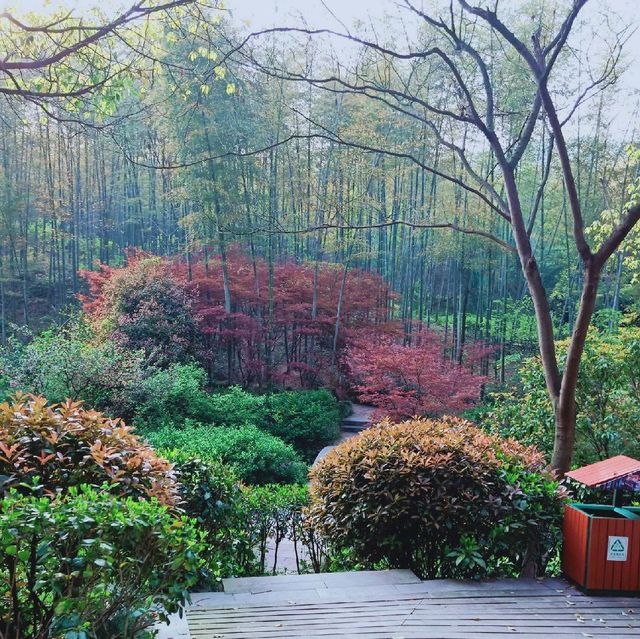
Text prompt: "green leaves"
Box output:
[[149, 422, 308, 485], [479, 323, 640, 465], [0, 485, 205, 638]]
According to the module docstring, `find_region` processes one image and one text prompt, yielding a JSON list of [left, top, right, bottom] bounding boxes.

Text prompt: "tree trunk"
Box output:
[[551, 263, 600, 473]]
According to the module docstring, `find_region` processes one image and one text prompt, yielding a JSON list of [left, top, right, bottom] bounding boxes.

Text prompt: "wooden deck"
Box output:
[[170, 570, 640, 639]]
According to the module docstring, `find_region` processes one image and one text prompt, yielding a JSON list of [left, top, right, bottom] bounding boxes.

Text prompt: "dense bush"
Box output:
[[0, 485, 204, 639], [478, 324, 640, 465], [201, 386, 268, 429], [133, 364, 219, 429], [0, 322, 149, 419], [134, 383, 341, 463], [262, 390, 341, 461], [149, 423, 307, 485], [0, 393, 178, 504], [166, 451, 256, 586], [81, 253, 201, 368], [308, 417, 564, 579]]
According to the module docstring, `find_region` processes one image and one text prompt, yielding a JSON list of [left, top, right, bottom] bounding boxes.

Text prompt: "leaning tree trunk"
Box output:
[[551, 262, 600, 474]]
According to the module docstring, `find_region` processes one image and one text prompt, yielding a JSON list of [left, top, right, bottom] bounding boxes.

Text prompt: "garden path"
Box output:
[[264, 403, 376, 574], [159, 571, 640, 638]]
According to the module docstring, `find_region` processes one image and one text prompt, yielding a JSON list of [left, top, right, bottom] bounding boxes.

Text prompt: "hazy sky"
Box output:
[[6, 0, 639, 42], [4, 0, 640, 131]]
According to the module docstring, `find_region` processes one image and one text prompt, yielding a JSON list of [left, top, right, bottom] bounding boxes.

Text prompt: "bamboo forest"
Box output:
[[2, 2, 640, 638]]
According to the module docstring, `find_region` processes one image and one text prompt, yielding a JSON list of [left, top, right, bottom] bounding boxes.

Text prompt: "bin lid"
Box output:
[[566, 455, 640, 490]]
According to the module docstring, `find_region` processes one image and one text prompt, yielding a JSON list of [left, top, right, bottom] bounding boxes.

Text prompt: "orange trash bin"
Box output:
[[562, 455, 640, 594]]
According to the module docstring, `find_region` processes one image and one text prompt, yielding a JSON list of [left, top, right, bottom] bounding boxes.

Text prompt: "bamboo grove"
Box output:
[[0, 0, 638, 391]]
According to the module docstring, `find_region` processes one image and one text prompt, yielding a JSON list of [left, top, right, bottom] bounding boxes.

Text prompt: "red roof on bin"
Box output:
[[565, 455, 640, 488]]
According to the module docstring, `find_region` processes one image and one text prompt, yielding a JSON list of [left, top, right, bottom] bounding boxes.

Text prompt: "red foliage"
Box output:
[[80, 250, 200, 367], [344, 326, 486, 420], [80, 247, 488, 415], [81, 247, 394, 387]]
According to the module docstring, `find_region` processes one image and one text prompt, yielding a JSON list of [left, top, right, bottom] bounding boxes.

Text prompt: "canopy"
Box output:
[[566, 455, 640, 491]]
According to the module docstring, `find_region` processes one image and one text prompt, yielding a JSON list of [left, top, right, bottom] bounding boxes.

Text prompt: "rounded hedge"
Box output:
[[0, 393, 178, 504], [262, 389, 341, 462], [148, 423, 308, 485], [308, 416, 564, 579]]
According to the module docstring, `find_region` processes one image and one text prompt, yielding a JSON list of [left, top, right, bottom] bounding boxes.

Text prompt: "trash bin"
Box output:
[[562, 455, 640, 594]]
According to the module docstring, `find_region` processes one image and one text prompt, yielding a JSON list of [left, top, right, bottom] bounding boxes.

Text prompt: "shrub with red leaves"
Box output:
[[0, 393, 178, 504], [344, 328, 487, 420], [308, 417, 564, 579], [81, 251, 200, 367]]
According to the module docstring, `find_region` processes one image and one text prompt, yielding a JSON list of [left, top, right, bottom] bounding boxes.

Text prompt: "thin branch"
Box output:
[[0, 0, 195, 72], [594, 202, 640, 269], [224, 219, 516, 253]]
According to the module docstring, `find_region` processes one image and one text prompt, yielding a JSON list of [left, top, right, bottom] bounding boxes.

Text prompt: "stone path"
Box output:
[[312, 402, 375, 465], [159, 571, 640, 638], [341, 402, 376, 434], [264, 403, 377, 575]]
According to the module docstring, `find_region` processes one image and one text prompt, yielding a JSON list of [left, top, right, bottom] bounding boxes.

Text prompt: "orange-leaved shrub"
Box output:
[[308, 416, 564, 579], [0, 393, 178, 504]]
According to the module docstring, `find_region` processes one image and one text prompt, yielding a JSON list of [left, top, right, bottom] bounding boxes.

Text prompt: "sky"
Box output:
[[3, 0, 640, 132]]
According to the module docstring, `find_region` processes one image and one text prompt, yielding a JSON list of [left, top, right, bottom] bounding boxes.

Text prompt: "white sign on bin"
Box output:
[[607, 535, 629, 561]]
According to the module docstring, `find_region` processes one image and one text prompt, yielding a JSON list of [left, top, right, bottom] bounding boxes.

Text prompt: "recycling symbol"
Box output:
[[610, 539, 625, 552], [607, 536, 628, 561]]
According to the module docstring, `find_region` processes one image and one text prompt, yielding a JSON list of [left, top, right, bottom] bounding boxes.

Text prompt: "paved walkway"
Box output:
[[263, 403, 377, 575], [159, 571, 640, 638], [342, 402, 376, 433], [313, 402, 375, 465]]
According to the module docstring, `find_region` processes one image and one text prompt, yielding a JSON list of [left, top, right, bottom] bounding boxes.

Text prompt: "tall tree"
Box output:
[[238, 0, 640, 473]]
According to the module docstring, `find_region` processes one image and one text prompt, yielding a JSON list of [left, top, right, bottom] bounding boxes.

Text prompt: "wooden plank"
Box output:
[[185, 576, 640, 639], [188, 626, 640, 639], [188, 617, 638, 630], [188, 604, 640, 617]]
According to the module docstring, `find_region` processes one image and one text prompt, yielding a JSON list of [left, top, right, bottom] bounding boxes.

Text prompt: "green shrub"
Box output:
[[0, 393, 178, 504], [135, 384, 341, 463], [308, 416, 564, 579], [0, 485, 204, 639], [478, 325, 640, 465], [0, 323, 149, 419], [166, 451, 256, 585], [203, 386, 268, 429], [263, 390, 341, 462], [149, 423, 307, 485], [134, 363, 218, 429]]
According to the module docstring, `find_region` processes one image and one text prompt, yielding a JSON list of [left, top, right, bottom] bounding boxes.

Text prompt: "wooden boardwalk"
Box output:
[[174, 570, 640, 639]]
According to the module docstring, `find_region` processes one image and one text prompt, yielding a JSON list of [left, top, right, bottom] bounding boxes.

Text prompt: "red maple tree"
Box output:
[[344, 326, 488, 420], [80, 247, 394, 387], [80, 247, 489, 417]]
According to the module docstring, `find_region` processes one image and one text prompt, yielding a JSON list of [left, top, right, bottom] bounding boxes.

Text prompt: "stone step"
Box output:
[[341, 420, 371, 432]]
